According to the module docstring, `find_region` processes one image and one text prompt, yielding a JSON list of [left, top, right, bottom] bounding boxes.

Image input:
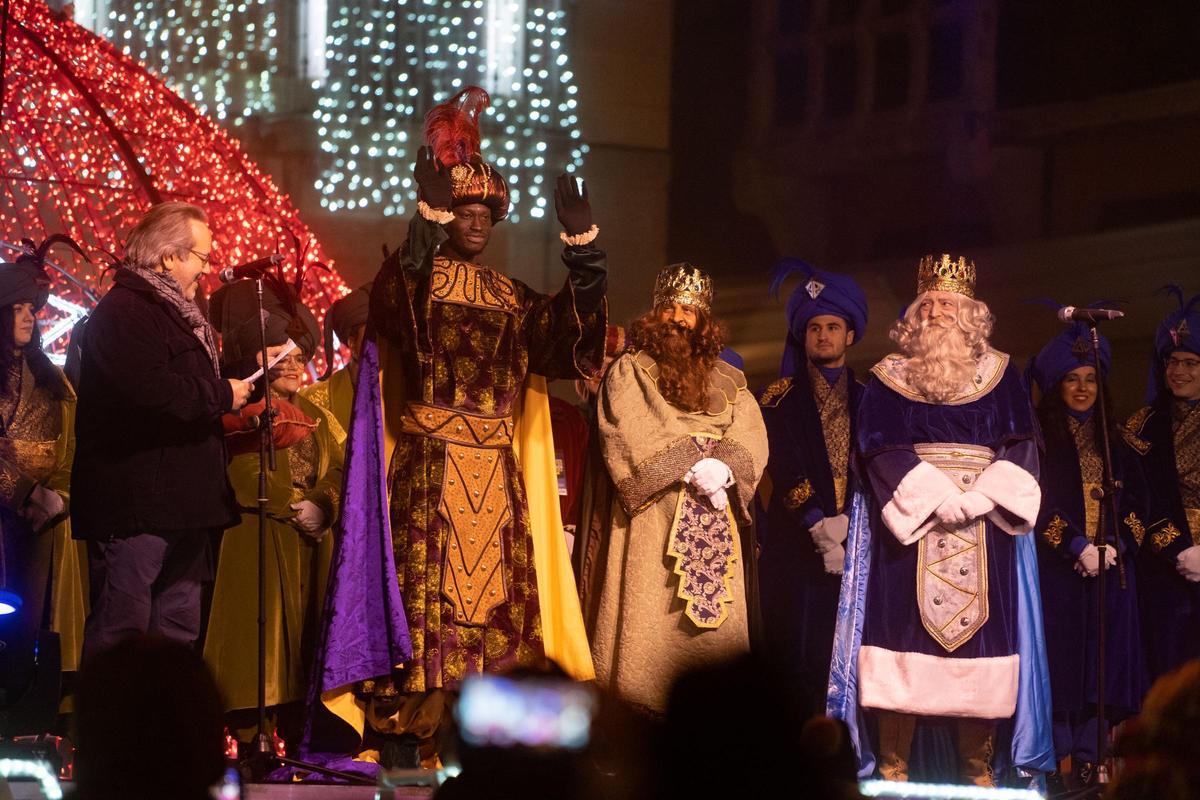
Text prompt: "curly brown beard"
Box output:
[[629, 309, 726, 412]]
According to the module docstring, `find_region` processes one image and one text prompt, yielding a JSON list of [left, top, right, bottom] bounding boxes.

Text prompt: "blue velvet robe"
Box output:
[[1034, 417, 1146, 724], [855, 353, 1043, 722], [757, 364, 863, 709], [1124, 399, 1200, 684]]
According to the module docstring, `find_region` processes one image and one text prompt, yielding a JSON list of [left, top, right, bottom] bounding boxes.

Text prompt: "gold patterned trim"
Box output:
[[1042, 515, 1067, 549], [401, 402, 514, 448], [758, 377, 793, 408], [1121, 406, 1153, 455], [870, 348, 1009, 406], [1124, 511, 1146, 546], [431, 257, 519, 313], [439, 442, 511, 626], [1189, 509, 1200, 546], [784, 479, 813, 510], [1151, 522, 1183, 552]]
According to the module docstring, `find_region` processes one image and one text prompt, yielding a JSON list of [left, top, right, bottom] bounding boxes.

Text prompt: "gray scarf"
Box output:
[[134, 267, 221, 378]]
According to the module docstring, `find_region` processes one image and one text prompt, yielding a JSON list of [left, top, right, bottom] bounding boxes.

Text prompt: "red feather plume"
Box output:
[[423, 86, 491, 166]]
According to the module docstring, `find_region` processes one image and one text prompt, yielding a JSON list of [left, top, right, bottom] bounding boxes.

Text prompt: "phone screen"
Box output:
[[456, 674, 595, 751]]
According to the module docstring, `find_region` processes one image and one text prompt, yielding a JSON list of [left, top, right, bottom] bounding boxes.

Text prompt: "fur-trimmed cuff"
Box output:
[[858, 645, 1019, 719], [881, 461, 959, 545], [972, 459, 1040, 535], [615, 436, 703, 517]]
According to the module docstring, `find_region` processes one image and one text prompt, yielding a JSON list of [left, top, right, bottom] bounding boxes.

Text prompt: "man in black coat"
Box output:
[[756, 260, 868, 712], [73, 202, 251, 661]]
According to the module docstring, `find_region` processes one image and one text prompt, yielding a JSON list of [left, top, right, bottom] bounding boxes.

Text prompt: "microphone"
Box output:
[[218, 254, 283, 283], [1058, 306, 1125, 323]]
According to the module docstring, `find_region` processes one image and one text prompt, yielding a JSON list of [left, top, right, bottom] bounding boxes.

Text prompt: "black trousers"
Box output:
[[82, 530, 212, 664]]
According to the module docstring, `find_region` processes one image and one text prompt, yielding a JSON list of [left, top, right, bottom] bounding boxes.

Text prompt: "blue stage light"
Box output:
[[0, 589, 22, 616]]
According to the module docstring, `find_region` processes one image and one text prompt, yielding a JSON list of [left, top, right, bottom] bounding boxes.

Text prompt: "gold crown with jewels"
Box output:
[[917, 253, 977, 299], [653, 263, 713, 313]]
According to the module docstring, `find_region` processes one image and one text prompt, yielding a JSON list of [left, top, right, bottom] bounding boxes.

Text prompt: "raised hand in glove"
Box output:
[[413, 145, 453, 210], [554, 173, 592, 237], [1177, 545, 1200, 582], [821, 544, 846, 576], [934, 491, 996, 527], [685, 458, 734, 497], [810, 514, 849, 554], [21, 484, 65, 531], [290, 500, 327, 539]]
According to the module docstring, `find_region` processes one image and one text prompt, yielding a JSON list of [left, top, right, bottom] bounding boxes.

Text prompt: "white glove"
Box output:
[[706, 486, 729, 513], [1177, 545, 1200, 582], [821, 544, 846, 576], [21, 485, 65, 531], [934, 491, 995, 527], [810, 514, 849, 554], [685, 458, 734, 496], [290, 500, 327, 537]]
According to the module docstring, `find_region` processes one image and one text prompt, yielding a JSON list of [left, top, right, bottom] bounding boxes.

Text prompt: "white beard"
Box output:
[[902, 323, 978, 403]]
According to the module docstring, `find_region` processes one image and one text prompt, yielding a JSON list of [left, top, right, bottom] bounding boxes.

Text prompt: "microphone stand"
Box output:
[[1064, 320, 1122, 798], [240, 277, 371, 786]]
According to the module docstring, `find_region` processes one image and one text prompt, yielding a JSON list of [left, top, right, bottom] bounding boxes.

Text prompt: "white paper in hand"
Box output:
[[242, 339, 298, 383]]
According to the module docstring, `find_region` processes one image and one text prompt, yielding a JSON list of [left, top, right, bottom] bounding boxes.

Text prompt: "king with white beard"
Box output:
[[828, 254, 1050, 787]]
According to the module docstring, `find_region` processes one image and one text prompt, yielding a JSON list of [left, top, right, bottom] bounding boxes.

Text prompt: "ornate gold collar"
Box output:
[[870, 348, 1009, 406]]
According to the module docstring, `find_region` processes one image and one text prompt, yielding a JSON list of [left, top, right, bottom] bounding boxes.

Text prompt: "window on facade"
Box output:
[[826, 0, 862, 27], [775, 48, 809, 125], [874, 33, 911, 110], [927, 20, 964, 100], [824, 43, 858, 118], [778, 0, 810, 35]]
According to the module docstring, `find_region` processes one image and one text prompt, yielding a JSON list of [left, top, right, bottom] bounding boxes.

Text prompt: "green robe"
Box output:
[[300, 365, 355, 436], [204, 393, 345, 711]]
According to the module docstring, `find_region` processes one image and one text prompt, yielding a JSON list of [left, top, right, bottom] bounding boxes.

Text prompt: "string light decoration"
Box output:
[[314, 0, 588, 221], [81, 0, 288, 125], [0, 0, 350, 372]]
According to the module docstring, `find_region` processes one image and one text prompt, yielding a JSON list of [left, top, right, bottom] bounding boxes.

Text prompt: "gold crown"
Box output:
[[917, 253, 976, 299], [653, 263, 713, 313]]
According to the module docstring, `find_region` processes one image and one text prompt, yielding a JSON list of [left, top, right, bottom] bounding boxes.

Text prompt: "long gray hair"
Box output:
[[123, 202, 207, 270]]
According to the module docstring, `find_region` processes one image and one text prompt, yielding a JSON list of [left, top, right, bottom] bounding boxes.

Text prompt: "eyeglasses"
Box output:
[[189, 249, 214, 267], [1165, 356, 1200, 370]]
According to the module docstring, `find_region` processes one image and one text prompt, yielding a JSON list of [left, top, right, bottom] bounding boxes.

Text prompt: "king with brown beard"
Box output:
[[588, 263, 768, 715]]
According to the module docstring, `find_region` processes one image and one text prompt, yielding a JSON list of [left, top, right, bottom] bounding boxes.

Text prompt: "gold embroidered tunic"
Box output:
[[370, 219, 607, 692]]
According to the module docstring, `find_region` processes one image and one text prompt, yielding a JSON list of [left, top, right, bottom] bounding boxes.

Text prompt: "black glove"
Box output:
[[413, 146, 453, 210], [554, 173, 593, 236]]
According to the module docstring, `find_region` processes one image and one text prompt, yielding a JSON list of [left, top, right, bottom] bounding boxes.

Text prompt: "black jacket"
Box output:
[[71, 268, 238, 539]]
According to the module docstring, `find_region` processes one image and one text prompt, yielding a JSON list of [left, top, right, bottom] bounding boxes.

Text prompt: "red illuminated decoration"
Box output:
[[0, 0, 349, 372]]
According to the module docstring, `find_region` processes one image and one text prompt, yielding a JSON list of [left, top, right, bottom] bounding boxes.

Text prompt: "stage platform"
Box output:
[[5, 780, 437, 799]]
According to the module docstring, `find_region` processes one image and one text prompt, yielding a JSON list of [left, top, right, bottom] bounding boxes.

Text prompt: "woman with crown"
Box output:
[[303, 86, 606, 766], [827, 254, 1053, 786]]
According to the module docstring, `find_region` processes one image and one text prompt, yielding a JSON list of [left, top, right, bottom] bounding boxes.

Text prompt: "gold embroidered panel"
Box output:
[[758, 377, 793, 408], [439, 442, 511, 626], [1151, 522, 1183, 552], [1043, 515, 1067, 548], [1188, 508, 1200, 546], [913, 443, 995, 653], [784, 479, 813, 510], [810, 363, 851, 510], [402, 402, 514, 448], [1124, 512, 1146, 546], [431, 258, 519, 314], [1173, 401, 1200, 517]]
